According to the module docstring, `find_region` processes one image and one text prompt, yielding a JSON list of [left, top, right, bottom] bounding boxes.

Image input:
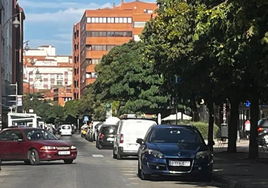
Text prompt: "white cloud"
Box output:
[[54, 33, 72, 40], [19, 0, 112, 9], [25, 8, 85, 23]]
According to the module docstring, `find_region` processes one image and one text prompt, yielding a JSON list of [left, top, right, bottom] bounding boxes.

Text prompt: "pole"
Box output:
[[15, 82, 18, 112], [175, 85, 178, 125]]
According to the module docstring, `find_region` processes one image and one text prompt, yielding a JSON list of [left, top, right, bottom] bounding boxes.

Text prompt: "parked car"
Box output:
[[0, 127, 77, 165], [60, 124, 73, 136], [137, 124, 213, 181], [113, 118, 156, 159], [257, 118, 268, 146], [94, 123, 103, 141], [96, 123, 118, 149]]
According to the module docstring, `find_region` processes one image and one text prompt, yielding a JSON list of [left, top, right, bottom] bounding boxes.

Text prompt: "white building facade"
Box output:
[[23, 45, 73, 91]]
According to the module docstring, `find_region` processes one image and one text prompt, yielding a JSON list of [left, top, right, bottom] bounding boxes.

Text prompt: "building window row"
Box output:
[[86, 72, 97, 79], [92, 59, 101, 64], [87, 31, 132, 37], [87, 17, 132, 24], [91, 45, 117, 51]]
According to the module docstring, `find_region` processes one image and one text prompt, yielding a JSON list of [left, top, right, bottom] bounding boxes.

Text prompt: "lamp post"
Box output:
[[28, 68, 42, 93]]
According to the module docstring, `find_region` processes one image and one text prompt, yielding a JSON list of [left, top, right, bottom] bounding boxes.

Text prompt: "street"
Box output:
[[0, 134, 228, 188]]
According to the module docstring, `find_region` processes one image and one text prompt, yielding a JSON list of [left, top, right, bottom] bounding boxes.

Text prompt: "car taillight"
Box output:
[[120, 134, 124, 143], [258, 127, 264, 132], [100, 134, 104, 139]]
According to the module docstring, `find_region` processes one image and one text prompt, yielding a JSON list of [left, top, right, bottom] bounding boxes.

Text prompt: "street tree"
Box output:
[[93, 40, 169, 115]]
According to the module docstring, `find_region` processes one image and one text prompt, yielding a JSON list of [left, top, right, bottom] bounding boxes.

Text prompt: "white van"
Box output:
[[60, 124, 73, 136], [113, 119, 156, 159]]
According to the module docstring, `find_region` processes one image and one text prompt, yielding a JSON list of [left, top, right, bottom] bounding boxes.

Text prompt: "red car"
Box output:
[[0, 127, 77, 165]]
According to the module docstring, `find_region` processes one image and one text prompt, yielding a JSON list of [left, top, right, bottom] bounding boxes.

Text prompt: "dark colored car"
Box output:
[[137, 124, 213, 181], [257, 118, 268, 146], [96, 124, 118, 149], [0, 127, 77, 165]]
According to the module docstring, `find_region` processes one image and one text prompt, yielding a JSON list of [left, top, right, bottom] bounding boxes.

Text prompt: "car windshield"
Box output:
[[149, 128, 203, 144], [24, 129, 58, 141]]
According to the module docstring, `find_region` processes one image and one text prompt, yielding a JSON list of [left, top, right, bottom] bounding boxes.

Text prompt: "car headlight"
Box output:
[[147, 149, 165, 159], [196, 151, 213, 160], [40, 146, 56, 150], [71, 146, 76, 150]]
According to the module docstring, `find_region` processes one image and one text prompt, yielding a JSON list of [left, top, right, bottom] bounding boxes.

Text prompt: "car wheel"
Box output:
[[64, 159, 73, 164], [137, 161, 141, 178], [28, 149, 40, 165], [117, 150, 122, 160], [24, 160, 31, 165], [113, 148, 117, 159]]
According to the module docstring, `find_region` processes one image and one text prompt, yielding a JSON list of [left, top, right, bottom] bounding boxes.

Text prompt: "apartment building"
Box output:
[[0, 0, 25, 129], [23, 45, 73, 106], [72, 0, 157, 99]]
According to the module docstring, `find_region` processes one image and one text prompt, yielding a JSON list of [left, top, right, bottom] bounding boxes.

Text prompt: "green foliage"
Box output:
[[93, 40, 169, 115], [191, 122, 219, 139]]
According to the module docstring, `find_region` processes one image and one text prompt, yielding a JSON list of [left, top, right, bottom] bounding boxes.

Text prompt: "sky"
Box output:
[[18, 0, 156, 55]]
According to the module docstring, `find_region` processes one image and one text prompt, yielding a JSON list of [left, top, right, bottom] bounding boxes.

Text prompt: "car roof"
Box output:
[[2, 127, 43, 131], [152, 124, 196, 129]]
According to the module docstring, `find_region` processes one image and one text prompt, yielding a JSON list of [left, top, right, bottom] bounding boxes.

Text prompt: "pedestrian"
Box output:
[[244, 119, 250, 140]]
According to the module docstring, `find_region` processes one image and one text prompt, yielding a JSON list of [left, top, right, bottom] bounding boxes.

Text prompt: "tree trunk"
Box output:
[[207, 100, 214, 151], [227, 99, 239, 153], [249, 94, 259, 159]]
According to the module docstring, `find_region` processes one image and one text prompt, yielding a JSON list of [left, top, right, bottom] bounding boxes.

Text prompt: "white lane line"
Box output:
[[92, 154, 104, 157]]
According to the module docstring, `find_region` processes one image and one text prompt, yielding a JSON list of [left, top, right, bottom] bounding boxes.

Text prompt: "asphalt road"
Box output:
[[0, 134, 229, 188]]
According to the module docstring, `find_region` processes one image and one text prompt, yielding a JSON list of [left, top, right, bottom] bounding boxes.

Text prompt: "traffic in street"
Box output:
[[0, 134, 228, 188]]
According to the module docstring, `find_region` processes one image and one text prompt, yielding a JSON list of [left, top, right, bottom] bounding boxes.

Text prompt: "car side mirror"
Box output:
[[136, 138, 144, 145]]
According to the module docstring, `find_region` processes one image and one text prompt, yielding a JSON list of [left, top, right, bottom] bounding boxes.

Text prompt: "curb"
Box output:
[[212, 174, 252, 188]]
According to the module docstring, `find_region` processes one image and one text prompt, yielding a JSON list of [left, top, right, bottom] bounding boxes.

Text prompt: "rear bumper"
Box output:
[[118, 147, 138, 156], [99, 140, 114, 147]]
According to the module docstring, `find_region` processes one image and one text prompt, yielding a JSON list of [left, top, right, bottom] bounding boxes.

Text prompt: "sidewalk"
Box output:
[[212, 139, 268, 188]]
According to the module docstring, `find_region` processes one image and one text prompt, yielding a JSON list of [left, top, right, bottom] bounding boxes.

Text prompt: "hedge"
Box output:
[[191, 121, 219, 140]]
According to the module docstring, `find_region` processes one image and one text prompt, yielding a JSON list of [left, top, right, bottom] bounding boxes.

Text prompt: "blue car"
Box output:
[[137, 124, 213, 181]]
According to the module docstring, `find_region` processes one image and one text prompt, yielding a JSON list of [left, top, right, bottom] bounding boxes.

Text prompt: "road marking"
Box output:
[[92, 154, 104, 157]]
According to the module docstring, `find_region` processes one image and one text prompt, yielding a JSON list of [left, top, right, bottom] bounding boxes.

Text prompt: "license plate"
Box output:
[[169, 160, 190, 167], [58, 151, 71, 155], [107, 138, 114, 141]]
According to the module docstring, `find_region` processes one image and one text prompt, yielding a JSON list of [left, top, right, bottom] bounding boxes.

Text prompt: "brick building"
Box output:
[[72, 0, 157, 99]]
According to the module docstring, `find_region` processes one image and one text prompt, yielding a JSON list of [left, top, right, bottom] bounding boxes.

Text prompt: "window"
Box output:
[[0, 130, 23, 141], [123, 17, 127, 23], [127, 17, 132, 23], [92, 59, 101, 64], [133, 22, 146, 28], [149, 128, 203, 143], [87, 17, 91, 23], [92, 17, 96, 23], [119, 17, 123, 23], [115, 17, 119, 23]]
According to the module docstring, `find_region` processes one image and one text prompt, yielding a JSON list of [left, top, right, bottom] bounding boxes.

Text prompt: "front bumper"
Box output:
[[142, 157, 213, 176], [38, 150, 77, 161]]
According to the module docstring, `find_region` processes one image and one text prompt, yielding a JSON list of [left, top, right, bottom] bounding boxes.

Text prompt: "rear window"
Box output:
[[102, 126, 117, 134], [62, 125, 71, 130], [121, 120, 156, 132], [259, 119, 268, 128], [149, 128, 203, 143]]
